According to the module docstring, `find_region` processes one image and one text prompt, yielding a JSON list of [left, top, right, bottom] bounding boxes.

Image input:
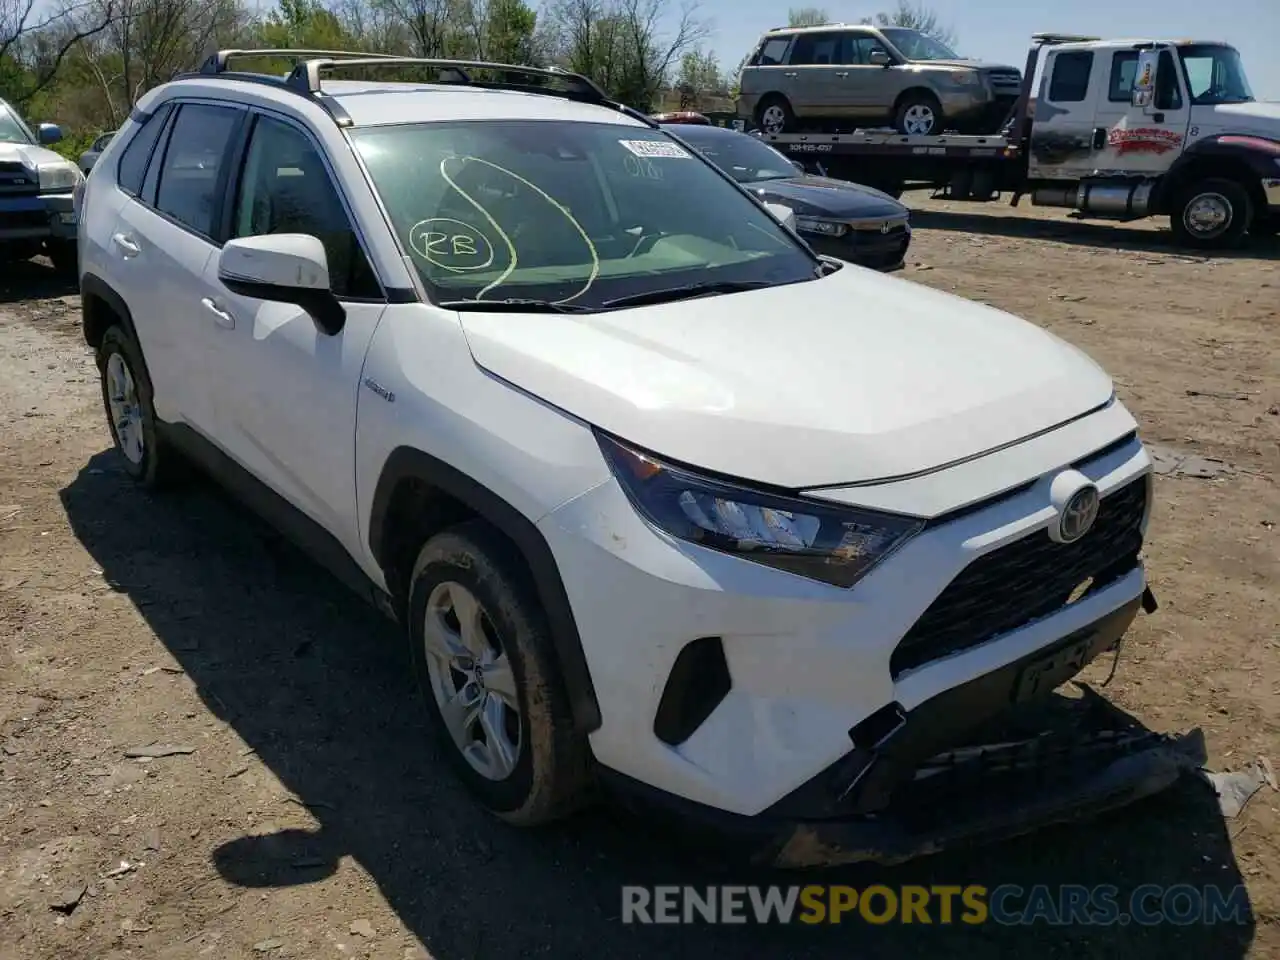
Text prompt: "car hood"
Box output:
[[746, 177, 907, 220], [0, 140, 68, 168], [456, 266, 1114, 489], [1207, 101, 1280, 137], [913, 59, 1021, 73]]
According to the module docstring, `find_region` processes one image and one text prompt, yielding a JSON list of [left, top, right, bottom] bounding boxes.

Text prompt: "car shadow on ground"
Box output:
[[0, 257, 77, 303], [906, 206, 1280, 261], [60, 450, 1256, 959]]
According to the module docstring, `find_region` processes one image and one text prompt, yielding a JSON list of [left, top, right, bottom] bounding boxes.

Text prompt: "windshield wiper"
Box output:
[[440, 297, 597, 314], [601, 280, 776, 309]]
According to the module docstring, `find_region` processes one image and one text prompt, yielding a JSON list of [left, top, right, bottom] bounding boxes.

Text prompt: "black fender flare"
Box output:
[[368, 446, 602, 733], [1158, 134, 1280, 210], [81, 271, 139, 350]]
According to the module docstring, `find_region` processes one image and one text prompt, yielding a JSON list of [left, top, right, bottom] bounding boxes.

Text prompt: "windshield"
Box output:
[[1178, 44, 1253, 104], [667, 127, 797, 184], [879, 28, 960, 61], [349, 120, 817, 309], [0, 106, 35, 145]]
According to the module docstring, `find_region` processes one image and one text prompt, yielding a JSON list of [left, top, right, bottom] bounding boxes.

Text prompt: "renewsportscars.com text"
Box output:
[[620, 884, 1251, 926]]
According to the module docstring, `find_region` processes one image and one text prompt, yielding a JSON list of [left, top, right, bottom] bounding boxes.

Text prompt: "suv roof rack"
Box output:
[[182, 49, 650, 129]]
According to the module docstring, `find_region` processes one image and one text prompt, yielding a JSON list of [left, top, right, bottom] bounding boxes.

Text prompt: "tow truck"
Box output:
[[750, 34, 1280, 248]]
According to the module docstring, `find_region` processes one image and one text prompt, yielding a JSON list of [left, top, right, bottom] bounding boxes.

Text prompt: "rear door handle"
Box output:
[[201, 297, 235, 329], [835, 71, 849, 77], [111, 232, 140, 257], [783, 71, 798, 78], [1092, 126, 1107, 150]]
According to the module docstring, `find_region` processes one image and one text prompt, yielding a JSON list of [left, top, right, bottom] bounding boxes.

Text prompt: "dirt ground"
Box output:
[[1, 198, 1277, 959]]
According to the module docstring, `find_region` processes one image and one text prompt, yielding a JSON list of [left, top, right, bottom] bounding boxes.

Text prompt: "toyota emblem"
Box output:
[[1059, 485, 1100, 543]]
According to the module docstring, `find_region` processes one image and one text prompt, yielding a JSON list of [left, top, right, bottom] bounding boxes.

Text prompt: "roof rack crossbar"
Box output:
[[1030, 33, 1102, 46], [199, 48, 402, 74], [283, 56, 611, 103]]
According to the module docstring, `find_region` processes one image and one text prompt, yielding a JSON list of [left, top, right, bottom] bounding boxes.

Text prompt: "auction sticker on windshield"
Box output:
[[619, 139, 691, 159]]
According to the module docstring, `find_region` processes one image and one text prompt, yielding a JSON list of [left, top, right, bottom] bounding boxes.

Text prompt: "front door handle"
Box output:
[[835, 71, 849, 78], [201, 297, 235, 329], [783, 71, 798, 78], [111, 232, 140, 258]]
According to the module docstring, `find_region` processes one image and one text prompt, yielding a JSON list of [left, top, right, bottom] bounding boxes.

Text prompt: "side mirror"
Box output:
[[217, 234, 345, 335], [1131, 49, 1158, 108], [869, 49, 891, 67], [763, 201, 796, 229], [37, 123, 63, 145]]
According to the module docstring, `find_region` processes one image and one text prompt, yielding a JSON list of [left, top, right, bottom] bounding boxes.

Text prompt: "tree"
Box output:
[[0, 0, 120, 107], [786, 6, 827, 27], [866, 1, 955, 47], [674, 45, 719, 107]]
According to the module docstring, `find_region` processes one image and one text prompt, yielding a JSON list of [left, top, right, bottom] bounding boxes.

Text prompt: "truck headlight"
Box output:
[[38, 161, 82, 193], [598, 433, 924, 588]]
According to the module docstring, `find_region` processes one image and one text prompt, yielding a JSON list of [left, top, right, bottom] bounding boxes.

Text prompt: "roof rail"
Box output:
[[181, 49, 653, 129], [197, 48, 402, 74], [1030, 33, 1102, 45], [283, 56, 611, 103]]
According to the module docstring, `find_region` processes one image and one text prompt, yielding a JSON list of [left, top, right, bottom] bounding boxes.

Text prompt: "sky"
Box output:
[[703, 0, 1280, 100]]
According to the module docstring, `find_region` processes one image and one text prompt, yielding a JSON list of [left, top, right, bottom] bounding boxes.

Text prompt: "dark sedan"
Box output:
[[660, 123, 912, 271]]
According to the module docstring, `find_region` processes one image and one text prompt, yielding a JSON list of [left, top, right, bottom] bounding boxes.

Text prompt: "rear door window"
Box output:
[[1049, 51, 1094, 102], [153, 103, 241, 238], [790, 32, 847, 66]]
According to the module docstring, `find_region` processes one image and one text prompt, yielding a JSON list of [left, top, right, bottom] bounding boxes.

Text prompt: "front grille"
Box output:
[[890, 475, 1148, 677]]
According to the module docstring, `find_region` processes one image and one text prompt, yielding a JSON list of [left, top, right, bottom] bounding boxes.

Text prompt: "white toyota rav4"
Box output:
[[75, 50, 1196, 867]]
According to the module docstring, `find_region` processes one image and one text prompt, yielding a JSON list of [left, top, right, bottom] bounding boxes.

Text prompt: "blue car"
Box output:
[[660, 122, 912, 271]]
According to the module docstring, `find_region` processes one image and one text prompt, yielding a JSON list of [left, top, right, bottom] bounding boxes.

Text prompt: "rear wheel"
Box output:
[[95, 325, 187, 488], [894, 92, 943, 136], [755, 95, 794, 135], [1169, 177, 1251, 249]]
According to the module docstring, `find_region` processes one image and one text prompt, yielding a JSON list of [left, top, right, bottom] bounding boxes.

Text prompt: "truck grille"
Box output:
[[986, 70, 1023, 93], [889, 475, 1148, 677], [0, 160, 37, 196]]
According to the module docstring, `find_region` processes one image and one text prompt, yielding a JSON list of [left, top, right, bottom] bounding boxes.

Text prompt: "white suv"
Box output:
[[75, 50, 1186, 867]]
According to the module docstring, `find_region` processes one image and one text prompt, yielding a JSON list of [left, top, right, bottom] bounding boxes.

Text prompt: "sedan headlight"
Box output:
[[38, 161, 82, 193], [598, 433, 924, 588], [793, 217, 849, 237]]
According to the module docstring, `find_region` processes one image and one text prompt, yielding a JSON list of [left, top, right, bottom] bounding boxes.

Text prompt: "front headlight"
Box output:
[[38, 161, 82, 193], [946, 71, 982, 87], [598, 433, 924, 588], [793, 217, 849, 237]]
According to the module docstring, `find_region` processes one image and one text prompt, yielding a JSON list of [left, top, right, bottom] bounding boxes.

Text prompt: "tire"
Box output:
[[47, 239, 77, 276], [755, 95, 794, 136], [406, 520, 591, 825], [95, 325, 186, 488], [894, 92, 944, 136], [1169, 177, 1251, 250]]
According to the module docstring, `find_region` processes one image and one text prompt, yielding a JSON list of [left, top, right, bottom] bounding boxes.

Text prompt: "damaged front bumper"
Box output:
[[607, 591, 1205, 868]]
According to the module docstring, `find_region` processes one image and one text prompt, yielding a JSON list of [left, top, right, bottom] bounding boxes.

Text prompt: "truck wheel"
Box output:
[[95, 325, 187, 489], [1170, 178, 1251, 249], [406, 520, 592, 826], [895, 92, 943, 136], [755, 96, 794, 135]]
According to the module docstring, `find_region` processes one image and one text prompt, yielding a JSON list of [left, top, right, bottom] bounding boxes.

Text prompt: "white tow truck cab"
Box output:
[[756, 33, 1280, 248]]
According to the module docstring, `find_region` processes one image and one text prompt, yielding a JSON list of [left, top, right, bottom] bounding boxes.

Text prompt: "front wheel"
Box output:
[[894, 92, 943, 136], [406, 520, 592, 825], [1169, 178, 1251, 249]]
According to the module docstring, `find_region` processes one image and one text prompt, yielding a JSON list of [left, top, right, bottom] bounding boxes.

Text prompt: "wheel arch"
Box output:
[[81, 271, 138, 351], [368, 446, 603, 734], [893, 86, 941, 112], [1156, 137, 1274, 217]]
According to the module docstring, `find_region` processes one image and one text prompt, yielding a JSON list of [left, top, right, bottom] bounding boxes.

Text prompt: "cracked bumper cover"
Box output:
[[605, 590, 1205, 868]]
